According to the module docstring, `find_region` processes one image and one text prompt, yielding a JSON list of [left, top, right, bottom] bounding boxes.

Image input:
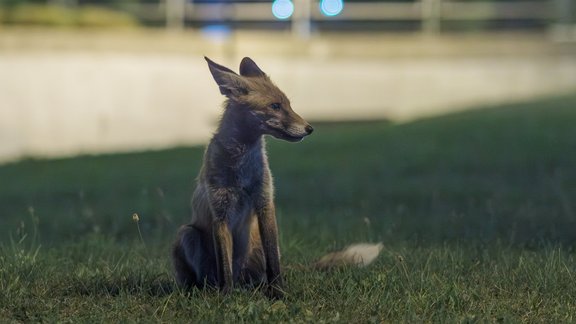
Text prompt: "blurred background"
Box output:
[[2, 3, 576, 320], [0, 0, 575, 162]]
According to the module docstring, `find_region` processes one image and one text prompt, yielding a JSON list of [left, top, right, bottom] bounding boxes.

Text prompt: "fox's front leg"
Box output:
[[256, 200, 284, 299], [209, 188, 236, 294], [212, 219, 233, 293]]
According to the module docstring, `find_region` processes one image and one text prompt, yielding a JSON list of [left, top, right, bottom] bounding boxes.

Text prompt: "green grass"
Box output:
[[1, 94, 576, 322]]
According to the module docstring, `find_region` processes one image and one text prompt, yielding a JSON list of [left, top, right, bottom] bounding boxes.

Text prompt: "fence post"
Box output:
[[422, 0, 441, 35], [166, 0, 186, 31], [551, 0, 576, 42], [292, 0, 312, 39]]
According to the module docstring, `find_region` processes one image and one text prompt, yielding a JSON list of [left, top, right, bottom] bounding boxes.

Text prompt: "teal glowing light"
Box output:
[[320, 0, 344, 16], [272, 0, 294, 20]]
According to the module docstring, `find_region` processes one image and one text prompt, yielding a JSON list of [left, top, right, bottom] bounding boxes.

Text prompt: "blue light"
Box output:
[[320, 0, 343, 17], [200, 25, 232, 42], [272, 0, 294, 20]]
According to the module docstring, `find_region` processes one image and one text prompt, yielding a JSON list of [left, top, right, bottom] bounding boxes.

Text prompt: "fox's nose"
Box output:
[[305, 125, 314, 135]]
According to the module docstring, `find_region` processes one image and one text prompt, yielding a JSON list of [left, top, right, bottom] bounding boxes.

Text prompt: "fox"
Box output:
[[172, 56, 383, 299], [172, 56, 313, 299]]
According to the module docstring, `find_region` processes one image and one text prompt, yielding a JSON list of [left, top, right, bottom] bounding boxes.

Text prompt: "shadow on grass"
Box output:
[[66, 273, 176, 298]]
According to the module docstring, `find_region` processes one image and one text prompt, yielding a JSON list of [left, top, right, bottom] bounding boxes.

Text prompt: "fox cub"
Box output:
[[172, 57, 313, 298]]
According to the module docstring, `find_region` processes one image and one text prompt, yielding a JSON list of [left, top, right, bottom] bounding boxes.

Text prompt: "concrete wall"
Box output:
[[1, 32, 575, 163]]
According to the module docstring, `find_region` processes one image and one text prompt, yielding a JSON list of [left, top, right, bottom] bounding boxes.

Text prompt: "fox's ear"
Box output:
[[205, 56, 249, 97], [205, 56, 237, 75], [239, 57, 266, 77]]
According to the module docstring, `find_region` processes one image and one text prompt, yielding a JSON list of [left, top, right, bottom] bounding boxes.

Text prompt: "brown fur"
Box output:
[[172, 57, 313, 298]]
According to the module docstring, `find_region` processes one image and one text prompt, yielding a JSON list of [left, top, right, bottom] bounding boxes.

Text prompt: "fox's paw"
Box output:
[[265, 284, 285, 300], [218, 284, 232, 296]]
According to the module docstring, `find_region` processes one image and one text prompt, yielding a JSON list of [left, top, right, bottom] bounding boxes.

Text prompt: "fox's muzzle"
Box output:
[[266, 113, 313, 142]]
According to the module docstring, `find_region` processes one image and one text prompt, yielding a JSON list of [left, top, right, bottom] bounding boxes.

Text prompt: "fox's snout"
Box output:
[[295, 123, 314, 141], [289, 120, 314, 138], [265, 111, 313, 142], [288, 123, 313, 141]]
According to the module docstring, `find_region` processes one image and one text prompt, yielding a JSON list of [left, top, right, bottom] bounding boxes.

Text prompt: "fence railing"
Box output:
[[30, 0, 576, 39], [123, 1, 554, 21]]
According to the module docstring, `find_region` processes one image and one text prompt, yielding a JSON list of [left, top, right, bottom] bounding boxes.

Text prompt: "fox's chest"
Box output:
[[235, 156, 265, 195], [208, 147, 265, 193], [220, 159, 265, 228]]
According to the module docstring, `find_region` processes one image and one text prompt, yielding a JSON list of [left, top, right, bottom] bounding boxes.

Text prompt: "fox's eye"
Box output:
[[270, 103, 281, 110]]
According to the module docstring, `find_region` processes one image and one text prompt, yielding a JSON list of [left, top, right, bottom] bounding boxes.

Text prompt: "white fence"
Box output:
[[42, 0, 576, 40], [115, 0, 572, 35]]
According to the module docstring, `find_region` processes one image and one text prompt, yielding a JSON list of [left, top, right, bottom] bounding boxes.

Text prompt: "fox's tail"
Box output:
[[313, 242, 384, 270]]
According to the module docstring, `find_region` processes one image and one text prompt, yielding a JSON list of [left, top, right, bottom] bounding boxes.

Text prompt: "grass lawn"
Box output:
[[1, 94, 576, 322]]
